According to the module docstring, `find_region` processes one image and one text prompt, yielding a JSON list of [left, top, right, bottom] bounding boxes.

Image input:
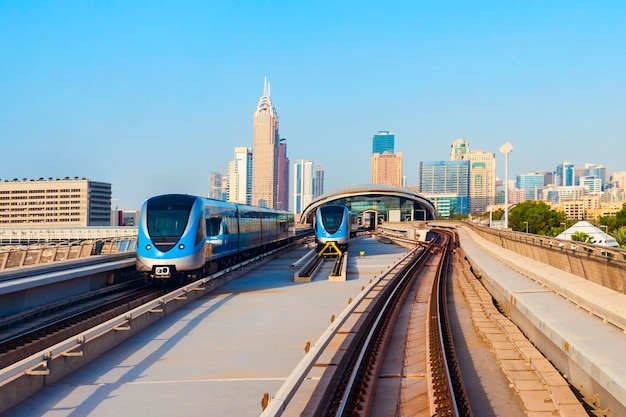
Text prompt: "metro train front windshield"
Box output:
[[146, 195, 195, 242], [320, 206, 345, 234]]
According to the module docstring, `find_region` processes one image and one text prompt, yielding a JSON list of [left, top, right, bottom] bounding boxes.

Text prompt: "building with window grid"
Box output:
[[372, 152, 403, 187], [418, 160, 470, 216], [463, 150, 496, 213], [0, 178, 111, 227], [372, 131, 395, 155], [516, 172, 545, 201], [293, 159, 314, 217], [228, 147, 252, 205]]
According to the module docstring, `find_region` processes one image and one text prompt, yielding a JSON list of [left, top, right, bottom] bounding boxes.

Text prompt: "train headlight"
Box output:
[[178, 244, 185, 250], [146, 244, 151, 250]]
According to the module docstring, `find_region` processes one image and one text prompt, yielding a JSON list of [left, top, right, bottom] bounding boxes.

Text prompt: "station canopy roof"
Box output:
[[300, 184, 438, 224]]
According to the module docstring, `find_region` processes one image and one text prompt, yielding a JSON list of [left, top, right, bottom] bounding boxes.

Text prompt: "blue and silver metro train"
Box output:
[[314, 205, 358, 250], [136, 194, 294, 281]]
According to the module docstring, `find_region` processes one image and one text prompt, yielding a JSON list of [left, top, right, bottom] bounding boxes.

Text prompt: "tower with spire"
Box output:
[[252, 77, 280, 208]]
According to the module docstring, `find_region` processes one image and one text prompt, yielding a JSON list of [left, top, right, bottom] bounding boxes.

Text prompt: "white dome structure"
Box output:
[[555, 221, 619, 247]]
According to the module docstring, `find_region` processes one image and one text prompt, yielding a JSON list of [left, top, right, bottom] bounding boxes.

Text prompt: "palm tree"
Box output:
[[613, 227, 626, 248], [571, 231, 592, 243]]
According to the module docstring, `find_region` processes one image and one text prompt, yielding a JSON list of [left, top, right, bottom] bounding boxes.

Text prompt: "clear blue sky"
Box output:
[[2, 1, 625, 210]]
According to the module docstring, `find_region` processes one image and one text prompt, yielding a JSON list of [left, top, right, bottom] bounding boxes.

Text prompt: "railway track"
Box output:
[[427, 231, 472, 417], [0, 281, 168, 369], [266, 228, 591, 416], [0, 238, 306, 415], [1, 230, 592, 416], [0, 234, 314, 374], [262, 229, 472, 416], [296, 252, 345, 280]]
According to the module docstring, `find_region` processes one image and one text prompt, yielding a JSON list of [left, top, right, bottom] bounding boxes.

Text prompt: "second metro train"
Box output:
[[136, 194, 294, 281], [314, 204, 358, 251]]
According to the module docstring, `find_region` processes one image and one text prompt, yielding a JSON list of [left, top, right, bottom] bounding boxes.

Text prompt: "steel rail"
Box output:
[[0, 243, 289, 385], [0, 284, 162, 368], [429, 235, 458, 416], [429, 230, 472, 417], [331, 253, 344, 277], [333, 241, 435, 416], [259, 245, 424, 417]]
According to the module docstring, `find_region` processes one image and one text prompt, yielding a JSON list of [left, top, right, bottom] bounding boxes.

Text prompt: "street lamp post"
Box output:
[[523, 221, 529, 233], [499, 142, 514, 230]]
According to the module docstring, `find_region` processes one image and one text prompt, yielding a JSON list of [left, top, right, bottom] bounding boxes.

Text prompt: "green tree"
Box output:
[[452, 212, 469, 220], [571, 231, 591, 243], [613, 227, 626, 248], [508, 201, 566, 235], [491, 208, 504, 221]]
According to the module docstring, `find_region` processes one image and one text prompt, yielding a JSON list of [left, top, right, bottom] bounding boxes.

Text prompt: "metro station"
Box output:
[[299, 183, 438, 227]]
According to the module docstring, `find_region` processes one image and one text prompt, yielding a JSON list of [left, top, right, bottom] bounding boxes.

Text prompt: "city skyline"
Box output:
[[2, 2, 626, 210]]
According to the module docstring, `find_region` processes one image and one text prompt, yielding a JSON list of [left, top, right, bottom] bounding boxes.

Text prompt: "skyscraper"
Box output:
[[419, 160, 470, 194], [556, 162, 574, 187], [313, 164, 325, 199], [228, 147, 252, 205], [372, 131, 394, 154], [580, 176, 602, 194], [372, 152, 403, 187], [585, 163, 607, 190], [208, 170, 227, 201], [516, 172, 545, 201], [252, 77, 279, 208], [293, 159, 314, 216], [277, 139, 290, 210], [463, 150, 496, 213], [450, 139, 469, 161], [611, 171, 626, 190], [418, 160, 470, 216]]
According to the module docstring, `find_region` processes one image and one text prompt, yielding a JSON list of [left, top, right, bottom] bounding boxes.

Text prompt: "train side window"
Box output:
[[227, 216, 238, 235], [195, 214, 205, 245], [206, 217, 222, 237]]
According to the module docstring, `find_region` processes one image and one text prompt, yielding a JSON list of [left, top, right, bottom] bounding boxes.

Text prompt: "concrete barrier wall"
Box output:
[[0, 243, 286, 414], [466, 223, 626, 295], [458, 226, 626, 415], [0, 238, 137, 271]]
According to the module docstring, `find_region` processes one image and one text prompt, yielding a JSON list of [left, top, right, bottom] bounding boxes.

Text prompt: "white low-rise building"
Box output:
[[555, 220, 619, 247]]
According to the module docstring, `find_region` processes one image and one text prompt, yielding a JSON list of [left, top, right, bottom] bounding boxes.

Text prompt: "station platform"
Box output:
[[3, 236, 409, 417]]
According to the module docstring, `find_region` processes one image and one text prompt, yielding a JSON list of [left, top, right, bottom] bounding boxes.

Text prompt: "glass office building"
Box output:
[[418, 160, 470, 215], [516, 172, 545, 201], [372, 131, 394, 154]]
